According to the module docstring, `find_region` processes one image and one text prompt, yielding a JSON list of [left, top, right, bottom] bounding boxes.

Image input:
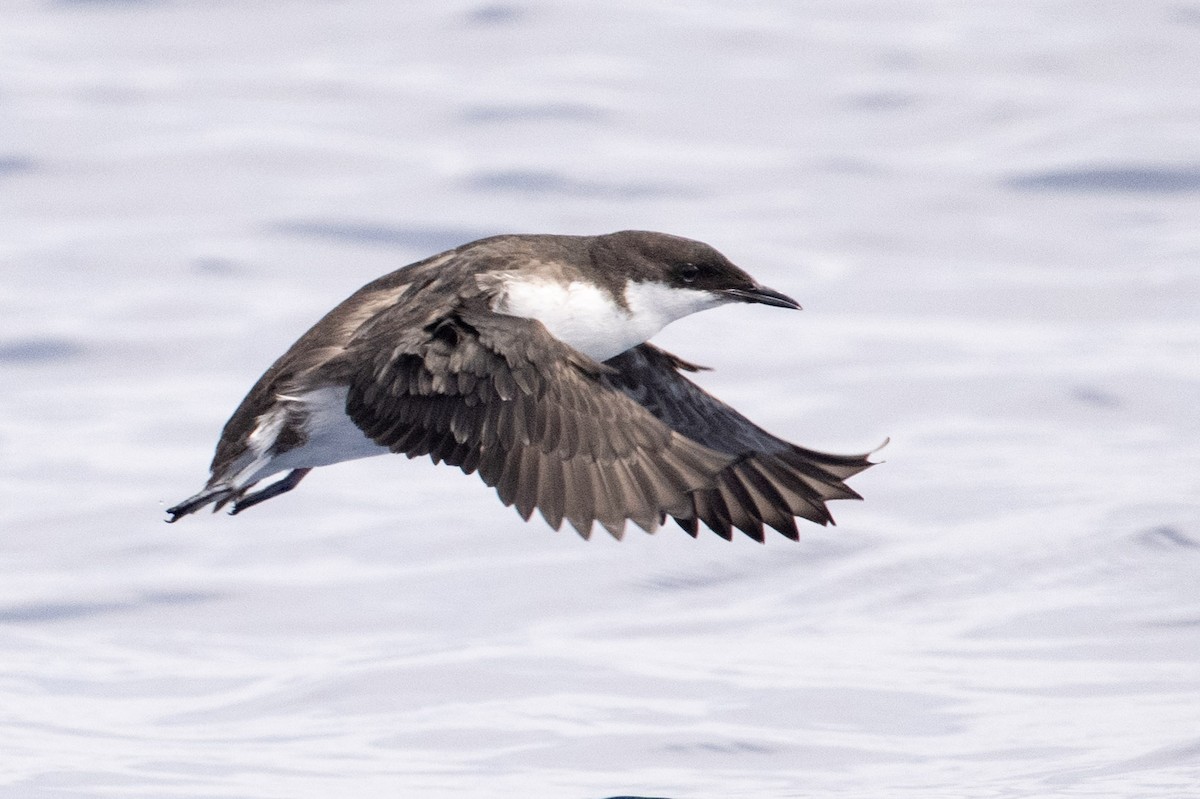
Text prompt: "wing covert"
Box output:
[[332, 304, 735, 537]]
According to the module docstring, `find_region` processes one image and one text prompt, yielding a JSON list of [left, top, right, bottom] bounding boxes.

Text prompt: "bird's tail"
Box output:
[[165, 482, 239, 522], [165, 467, 312, 522]]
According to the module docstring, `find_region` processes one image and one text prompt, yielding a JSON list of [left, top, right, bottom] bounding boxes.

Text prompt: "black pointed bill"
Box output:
[[723, 284, 802, 310]]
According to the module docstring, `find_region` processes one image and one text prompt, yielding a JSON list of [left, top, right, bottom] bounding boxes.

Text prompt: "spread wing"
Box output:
[[331, 302, 736, 538], [604, 344, 878, 541]]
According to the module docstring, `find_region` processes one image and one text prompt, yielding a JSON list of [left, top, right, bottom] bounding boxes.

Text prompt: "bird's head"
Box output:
[[595, 230, 801, 314]]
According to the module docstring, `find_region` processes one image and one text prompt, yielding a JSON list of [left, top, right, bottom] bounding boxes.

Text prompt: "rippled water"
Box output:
[[2, 2, 1198, 797]]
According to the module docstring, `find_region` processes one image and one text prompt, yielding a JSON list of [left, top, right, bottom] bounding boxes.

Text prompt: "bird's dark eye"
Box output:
[[680, 263, 700, 283]]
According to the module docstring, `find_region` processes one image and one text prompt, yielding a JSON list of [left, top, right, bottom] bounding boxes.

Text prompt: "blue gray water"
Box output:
[[2, 2, 1198, 797]]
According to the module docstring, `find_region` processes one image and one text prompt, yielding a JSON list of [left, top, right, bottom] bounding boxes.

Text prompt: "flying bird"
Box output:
[[167, 230, 877, 541]]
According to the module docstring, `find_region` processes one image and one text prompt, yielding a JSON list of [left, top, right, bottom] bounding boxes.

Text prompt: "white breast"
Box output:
[[497, 277, 720, 361]]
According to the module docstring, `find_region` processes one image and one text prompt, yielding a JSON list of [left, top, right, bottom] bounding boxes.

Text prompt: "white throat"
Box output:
[[496, 277, 722, 361]]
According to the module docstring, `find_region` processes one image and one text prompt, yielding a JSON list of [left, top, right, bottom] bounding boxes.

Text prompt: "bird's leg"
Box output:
[[230, 468, 312, 515]]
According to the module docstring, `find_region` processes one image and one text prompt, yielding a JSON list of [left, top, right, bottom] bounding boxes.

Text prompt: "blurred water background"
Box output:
[[2, 1, 1198, 797]]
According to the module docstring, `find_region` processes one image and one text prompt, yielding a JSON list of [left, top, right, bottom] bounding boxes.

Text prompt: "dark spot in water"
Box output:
[[467, 169, 684, 199], [192, 257, 242, 276], [464, 4, 523, 25], [0, 591, 215, 624], [54, 0, 163, 6], [469, 170, 577, 193], [140, 590, 216, 606], [459, 103, 607, 124], [822, 157, 890, 176], [1148, 615, 1200, 629], [1004, 165, 1200, 193], [0, 601, 127, 624], [1171, 5, 1200, 26], [0, 338, 84, 363], [0, 156, 35, 178], [842, 90, 918, 111], [268, 221, 493, 252], [643, 566, 748, 592], [1138, 525, 1199, 550], [663, 740, 775, 755], [1070, 385, 1120, 408]]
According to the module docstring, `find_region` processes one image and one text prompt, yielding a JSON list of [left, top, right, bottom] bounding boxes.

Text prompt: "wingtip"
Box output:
[[599, 518, 627, 540], [567, 517, 594, 540]]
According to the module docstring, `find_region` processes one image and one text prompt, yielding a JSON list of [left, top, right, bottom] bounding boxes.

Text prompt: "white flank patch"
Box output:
[[234, 386, 389, 487], [497, 277, 722, 361]]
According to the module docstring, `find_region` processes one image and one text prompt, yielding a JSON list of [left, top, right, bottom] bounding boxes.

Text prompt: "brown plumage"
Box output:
[[166, 231, 879, 540]]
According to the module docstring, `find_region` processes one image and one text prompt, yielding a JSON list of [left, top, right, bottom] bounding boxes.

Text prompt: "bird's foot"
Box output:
[[230, 468, 311, 515]]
